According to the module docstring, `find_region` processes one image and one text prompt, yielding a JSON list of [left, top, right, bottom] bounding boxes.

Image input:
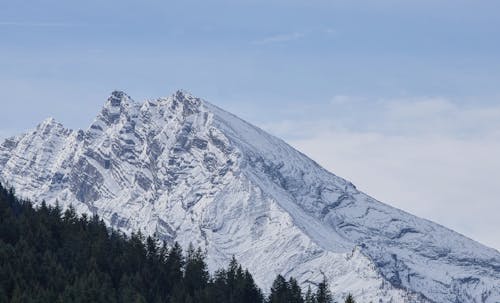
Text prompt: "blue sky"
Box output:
[[1, 0, 500, 249]]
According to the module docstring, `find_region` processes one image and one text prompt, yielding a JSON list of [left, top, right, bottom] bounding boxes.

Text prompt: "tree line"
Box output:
[[0, 183, 356, 303]]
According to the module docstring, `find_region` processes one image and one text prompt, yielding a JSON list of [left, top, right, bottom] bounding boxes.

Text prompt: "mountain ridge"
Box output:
[[1, 90, 499, 303]]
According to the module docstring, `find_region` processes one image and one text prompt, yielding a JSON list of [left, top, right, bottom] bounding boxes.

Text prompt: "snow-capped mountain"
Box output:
[[1, 90, 499, 302]]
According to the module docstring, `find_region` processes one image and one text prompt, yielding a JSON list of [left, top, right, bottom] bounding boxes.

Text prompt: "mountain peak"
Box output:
[[36, 117, 64, 132], [1, 90, 499, 303], [40, 117, 57, 126], [94, 90, 137, 127], [163, 89, 203, 116], [107, 90, 134, 107], [172, 89, 199, 102], [173, 89, 192, 98]]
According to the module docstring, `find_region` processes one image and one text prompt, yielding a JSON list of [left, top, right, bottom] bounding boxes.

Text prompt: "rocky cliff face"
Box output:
[[1, 90, 499, 302]]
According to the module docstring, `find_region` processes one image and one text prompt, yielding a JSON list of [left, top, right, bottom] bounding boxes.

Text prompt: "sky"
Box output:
[[0, 0, 499, 250]]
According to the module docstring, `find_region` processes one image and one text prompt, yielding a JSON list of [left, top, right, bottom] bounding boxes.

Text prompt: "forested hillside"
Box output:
[[0, 183, 355, 303]]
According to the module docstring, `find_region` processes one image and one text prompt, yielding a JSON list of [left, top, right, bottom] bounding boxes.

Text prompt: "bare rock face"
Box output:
[[1, 90, 499, 303]]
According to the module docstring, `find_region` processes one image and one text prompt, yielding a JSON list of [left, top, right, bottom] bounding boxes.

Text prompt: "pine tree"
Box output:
[[316, 277, 333, 303], [0, 182, 352, 303], [305, 286, 316, 303], [184, 244, 209, 297], [268, 274, 290, 303], [242, 269, 263, 303], [166, 242, 184, 289], [288, 277, 304, 303], [344, 293, 355, 303], [0, 287, 8, 303]]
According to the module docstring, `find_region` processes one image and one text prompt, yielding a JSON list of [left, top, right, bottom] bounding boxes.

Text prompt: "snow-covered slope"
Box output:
[[1, 91, 499, 302]]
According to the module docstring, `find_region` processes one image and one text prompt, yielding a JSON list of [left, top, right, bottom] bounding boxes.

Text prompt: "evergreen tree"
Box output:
[[344, 293, 355, 303], [288, 277, 304, 303], [184, 244, 209, 298], [268, 274, 290, 303], [316, 277, 333, 303], [305, 286, 316, 303], [242, 269, 264, 303], [166, 241, 184, 288], [0, 181, 361, 303]]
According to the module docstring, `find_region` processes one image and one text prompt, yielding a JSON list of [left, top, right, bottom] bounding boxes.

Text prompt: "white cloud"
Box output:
[[262, 97, 500, 251], [377, 97, 500, 137], [252, 28, 338, 45], [324, 28, 337, 35], [292, 131, 500, 251], [383, 97, 455, 118], [0, 21, 77, 27], [330, 95, 364, 105], [252, 32, 305, 45]]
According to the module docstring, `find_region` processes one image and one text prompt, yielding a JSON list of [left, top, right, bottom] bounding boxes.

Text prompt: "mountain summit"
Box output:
[[1, 91, 499, 302]]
